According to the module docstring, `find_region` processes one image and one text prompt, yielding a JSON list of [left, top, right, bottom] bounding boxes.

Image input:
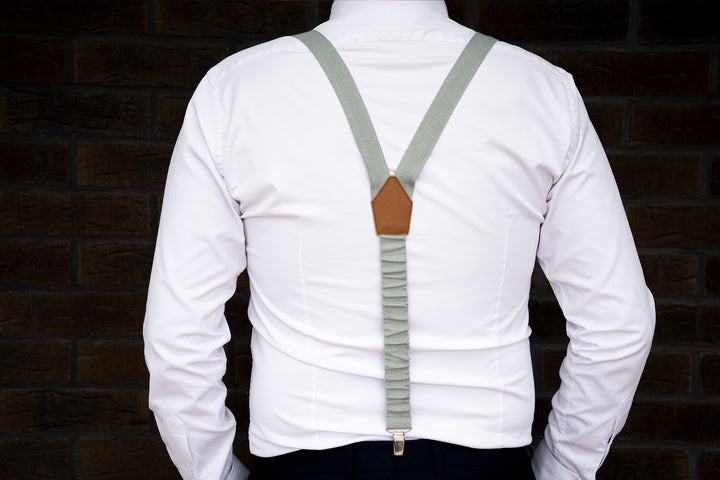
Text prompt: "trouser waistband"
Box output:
[[252, 439, 531, 475]]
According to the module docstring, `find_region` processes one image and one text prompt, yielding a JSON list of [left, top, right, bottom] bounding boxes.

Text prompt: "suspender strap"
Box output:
[[295, 29, 496, 447], [295, 30, 390, 198]]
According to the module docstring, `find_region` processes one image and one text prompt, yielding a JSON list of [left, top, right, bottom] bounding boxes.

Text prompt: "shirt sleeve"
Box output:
[[532, 79, 655, 480], [143, 72, 250, 480]]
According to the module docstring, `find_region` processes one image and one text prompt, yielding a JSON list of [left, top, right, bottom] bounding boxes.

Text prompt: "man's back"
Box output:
[[144, 2, 655, 479]]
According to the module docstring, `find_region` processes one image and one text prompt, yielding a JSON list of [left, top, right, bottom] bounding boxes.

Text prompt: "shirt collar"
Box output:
[[328, 0, 449, 26]]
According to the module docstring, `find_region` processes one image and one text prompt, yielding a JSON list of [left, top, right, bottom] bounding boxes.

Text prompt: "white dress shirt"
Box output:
[[143, 1, 655, 479]]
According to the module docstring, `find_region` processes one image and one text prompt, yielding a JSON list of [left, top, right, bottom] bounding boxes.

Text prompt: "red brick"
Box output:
[[0, 191, 151, 237], [586, 103, 625, 147], [78, 242, 154, 286], [0, 292, 146, 336], [157, 94, 190, 140], [701, 354, 720, 395], [626, 204, 720, 248], [0, 88, 151, 138], [74, 39, 229, 89], [707, 256, 720, 297], [0, 0, 147, 33], [620, 400, 720, 443], [0, 389, 149, 432], [0, 140, 68, 185], [155, 0, 310, 38], [77, 436, 178, 479], [0, 35, 66, 83], [0, 340, 71, 383], [638, 0, 720, 44], [638, 352, 692, 394], [631, 104, 720, 147], [710, 156, 720, 196], [608, 154, 702, 198], [639, 254, 697, 296], [654, 303, 720, 346], [700, 451, 720, 480], [0, 438, 69, 479], [474, 0, 629, 43], [597, 447, 688, 480], [0, 241, 70, 285], [78, 341, 148, 384], [77, 143, 171, 189], [556, 51, 710, 96]]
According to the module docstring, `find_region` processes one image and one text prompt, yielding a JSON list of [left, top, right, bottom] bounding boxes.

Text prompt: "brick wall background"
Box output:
[[0, 0, 718, 479]]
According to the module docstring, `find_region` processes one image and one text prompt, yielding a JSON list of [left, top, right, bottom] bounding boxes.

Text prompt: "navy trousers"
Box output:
[[250, 440, 536, 480]]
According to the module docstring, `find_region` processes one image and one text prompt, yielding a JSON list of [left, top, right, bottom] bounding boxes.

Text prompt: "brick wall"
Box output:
[[0, 1, 717, 479]]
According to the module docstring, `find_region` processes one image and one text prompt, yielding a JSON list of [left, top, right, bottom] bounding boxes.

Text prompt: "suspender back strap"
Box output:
[[295, 30, 496, 449]]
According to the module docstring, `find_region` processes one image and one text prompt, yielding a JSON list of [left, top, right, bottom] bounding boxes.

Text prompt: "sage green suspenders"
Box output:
[[295, 30, 496, 455]]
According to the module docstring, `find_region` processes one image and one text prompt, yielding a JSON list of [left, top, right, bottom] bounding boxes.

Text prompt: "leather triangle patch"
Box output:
[[371, 176, 413, 235]]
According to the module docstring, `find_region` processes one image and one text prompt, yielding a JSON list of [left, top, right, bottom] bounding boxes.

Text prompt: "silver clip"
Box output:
[[391, 430, 405, 456]]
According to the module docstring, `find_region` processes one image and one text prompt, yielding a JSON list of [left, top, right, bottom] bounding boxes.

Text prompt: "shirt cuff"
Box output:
[[532, 440, 580, 480], [227, 456, 250, 480]]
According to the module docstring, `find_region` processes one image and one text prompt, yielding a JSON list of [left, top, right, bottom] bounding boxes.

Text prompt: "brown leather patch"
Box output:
[[371, 176, 413, 235]]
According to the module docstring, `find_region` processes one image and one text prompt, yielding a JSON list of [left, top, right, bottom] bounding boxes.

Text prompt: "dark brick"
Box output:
[[0, 292, 146, 336], [0, 35, 66, 83], [0, 340, 71, 383], [541, 349, 691, 395], [556, 51, 710, 97], [528, 300, 566, 341], [638, 352, 692, 394], [639, 0, 720, 44], [710, 156, 720, 196], [639, 253, 697, 296], [74, 39, 229, 89], [234, 439, 254, 473], [0, 438, 69, 480], [654, 303, 720, 346], [0, 0, 148, 33], [158, 94, 190, 140], [706, 256, 720, 297], [620, 400, 720, 443], [0, 191, 151, 237], [0, 140, 68, 185], [0, 241, 70, 285], [701, 354, 720, 395], [531, 395, 552, 437], [700, 451, 720, 480], [597, 447, 688, 480], [155, 0, 310, 38], [539, 348, 564, 390], [233, 343, 252, 384], [586, 102, 625, 147], [226, 289, 252, 338], [0, 88, 151, 138], [78, 341, 148, 384], [77, 436, 178, 479], [78, 242, 154, 286], [626, 204, 720, 248], [0, 389, 149, 432], [227, 388, 250, 426], [608, 154, 702, 198], [475, 0, 629, 43], [631, 104, 720, 148], [77, 143, 171, 189]]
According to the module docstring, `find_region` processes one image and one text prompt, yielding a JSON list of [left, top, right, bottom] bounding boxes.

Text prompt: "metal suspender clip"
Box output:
[[389, 429, 410, 456]]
